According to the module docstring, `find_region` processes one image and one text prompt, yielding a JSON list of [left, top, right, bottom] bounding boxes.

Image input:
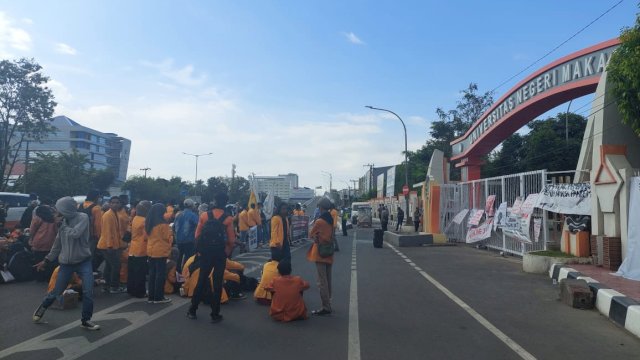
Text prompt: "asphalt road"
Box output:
[[2, 226, 640, 359]]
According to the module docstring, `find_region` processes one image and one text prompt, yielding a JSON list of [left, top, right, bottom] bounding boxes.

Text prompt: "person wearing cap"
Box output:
[[307, 198, 335, 316], [174, 198, 199, 269], [32, 196, 100, 330]]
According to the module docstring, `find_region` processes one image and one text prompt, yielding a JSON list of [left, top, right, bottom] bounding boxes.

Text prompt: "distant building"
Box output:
[[359, 165, 393, 196], [16, 115, 131, 184], [278, 173, 299, 188], [290, 187, 314, 203], [254, 175, 292, 201]]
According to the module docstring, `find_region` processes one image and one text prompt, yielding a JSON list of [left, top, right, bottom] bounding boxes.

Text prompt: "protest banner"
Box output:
[[534, 218, 542, 242], [511, 197, 523, 215], [452, 209, 469, 225], [616, 177, 640, 280], [291, 215, 310, 242], [485, 195, 496, 217], [248, 226, 258, 251], [494, 202, 507, 231], [467, 209, 484, 227], [466, 219, 493, 243], [534, 183, 591, 215]]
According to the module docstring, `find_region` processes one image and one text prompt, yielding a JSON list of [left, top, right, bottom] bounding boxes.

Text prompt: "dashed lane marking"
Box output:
[[348, 231, 361, 360]]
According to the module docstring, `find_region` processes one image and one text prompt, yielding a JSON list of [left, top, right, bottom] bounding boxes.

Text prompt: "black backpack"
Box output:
[[196, 211, 227, 252], [7, 245, 34, 282], [78, 203, 97, 238]]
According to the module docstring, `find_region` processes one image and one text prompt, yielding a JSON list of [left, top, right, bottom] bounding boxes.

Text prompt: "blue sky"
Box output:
[[0, 0, 637, 190]]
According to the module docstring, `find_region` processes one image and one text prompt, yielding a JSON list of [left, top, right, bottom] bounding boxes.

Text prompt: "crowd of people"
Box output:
[[1, 190, 343, 330]]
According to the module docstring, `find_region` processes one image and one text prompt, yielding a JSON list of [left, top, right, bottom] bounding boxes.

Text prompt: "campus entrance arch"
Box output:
[[450, 38, 620, 181]]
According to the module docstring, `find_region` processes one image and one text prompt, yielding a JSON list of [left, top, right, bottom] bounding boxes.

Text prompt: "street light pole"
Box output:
[[140, 167, 151, 178], [365, 105, 412, 225], [183, 152, 213, 196]]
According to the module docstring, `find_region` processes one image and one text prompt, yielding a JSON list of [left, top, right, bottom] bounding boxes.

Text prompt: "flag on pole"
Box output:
[[248, 190, 257, 210], [263, 190, 275, 220]]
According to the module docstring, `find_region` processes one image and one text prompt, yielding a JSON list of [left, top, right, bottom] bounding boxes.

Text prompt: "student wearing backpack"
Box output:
[[187, 192, 235, 323], [146, 203, 174, 304], [174, 199, 199, 269], [80, 190, 103, 273], [32, 196, 100, 330]]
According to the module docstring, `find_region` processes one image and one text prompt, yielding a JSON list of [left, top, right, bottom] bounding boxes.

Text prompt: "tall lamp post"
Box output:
[[365, 105, 412, 225], [183, 152, 212, 196]]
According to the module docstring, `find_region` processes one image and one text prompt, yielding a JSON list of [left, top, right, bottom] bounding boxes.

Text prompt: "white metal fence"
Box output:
[[440, 170, 555, 256]]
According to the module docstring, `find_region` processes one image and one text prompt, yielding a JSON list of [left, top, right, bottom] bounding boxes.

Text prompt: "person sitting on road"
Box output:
[[254, 259, 280, 305], [266, 261, 310, 322], [165, 248, 181, 295], [47, 265, 83, 300]]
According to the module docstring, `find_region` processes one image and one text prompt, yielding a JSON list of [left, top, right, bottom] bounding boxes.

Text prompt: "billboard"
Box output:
[[386, 167, 396, 198], [377, 173, 384, 198]]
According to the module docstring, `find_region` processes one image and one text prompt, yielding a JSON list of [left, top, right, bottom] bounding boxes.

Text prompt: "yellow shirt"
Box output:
[[270, 215, 289, 248], [146, 223, 174, 258], [97, 209, 127, 249], [239, 210, 250, 231], [128, 216, 147, 257]]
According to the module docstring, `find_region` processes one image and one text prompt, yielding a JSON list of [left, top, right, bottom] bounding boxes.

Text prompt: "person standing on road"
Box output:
[[80, 190, 104, 274], [307, 198, 334, 316], [146, 203, 174, 304], [187, 192, 236, 323], [293, 204, 305, 216], [341, 209, 348, 237], [330, 203, 340, 252], [238, 205, 250, 253], [270, 203, 291, 264], [97, 196, 129, 294], [29, 203, 58, 282], [381, 206, 389, 232], [174, 199, 199, 268], [128, 200, 150, 298], [413, 206, 421, 233], [32, 196, 100, 330], [395, 206, 404, 232]]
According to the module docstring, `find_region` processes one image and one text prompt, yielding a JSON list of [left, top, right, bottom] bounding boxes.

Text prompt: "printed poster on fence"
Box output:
[[503, 214, 531, 243], [466, 219, 493, 243], [519, 193, 539, 234], [534, 183, 591, 215], [511, 197, 523, 215], [485, 195, 496, 217], [616, 177, 640, 280], [533, 218, 542, 242], [494, 202, 507, 231], [467, 209, 484, 227], [452, 209, 469, 225], [248, 226, 258, 251]]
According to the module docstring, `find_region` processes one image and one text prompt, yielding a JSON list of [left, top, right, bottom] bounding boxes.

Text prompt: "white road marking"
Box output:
[[0, 297, 187, 359], [348, 231, 361, 360], [386, 243, 537, 360]]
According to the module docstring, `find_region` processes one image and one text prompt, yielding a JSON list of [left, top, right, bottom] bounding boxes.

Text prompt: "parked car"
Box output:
[[0, 192, 32, 229]]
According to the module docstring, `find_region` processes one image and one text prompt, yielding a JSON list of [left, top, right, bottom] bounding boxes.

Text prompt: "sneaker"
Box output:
[[80, 321, 101, 330], [154, 297, 172, 304], [210, 314, 223, 323], [230, 293, 247, 300], [311, 309, 332, 316], [186, 311, 197, 320], [32, 304, 47, 323], [147, 299, 155, 304], [109, 286, 126, 294]]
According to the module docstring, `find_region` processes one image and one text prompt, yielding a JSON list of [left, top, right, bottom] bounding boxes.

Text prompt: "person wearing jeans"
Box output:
[[174, 199, 199, 269], [32, 196, 100, 330]]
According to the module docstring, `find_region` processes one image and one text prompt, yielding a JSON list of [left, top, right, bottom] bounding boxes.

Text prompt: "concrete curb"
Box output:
[[549, 263, 640, 338]]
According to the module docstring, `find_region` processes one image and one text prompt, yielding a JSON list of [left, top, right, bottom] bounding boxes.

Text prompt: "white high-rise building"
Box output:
[[278, 173, 299, 188]]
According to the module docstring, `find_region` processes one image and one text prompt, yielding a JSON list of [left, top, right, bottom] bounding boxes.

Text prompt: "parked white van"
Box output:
[[0, 192, 32, 229]]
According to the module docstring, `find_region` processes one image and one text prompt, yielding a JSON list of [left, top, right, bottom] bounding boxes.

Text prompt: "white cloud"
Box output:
[[140, 58, 207, 86], [21, 18, 33, 25], [55, 42, 77, 55], [0, 12, 32, 57], [48, 79, 73, 103], [343, 32, 364, 45]]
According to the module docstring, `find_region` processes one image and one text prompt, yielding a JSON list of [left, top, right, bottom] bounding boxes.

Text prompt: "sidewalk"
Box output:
[[550, 263, 640, 339]]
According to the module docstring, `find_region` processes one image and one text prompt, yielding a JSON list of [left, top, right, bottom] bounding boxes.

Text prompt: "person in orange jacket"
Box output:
[[127, 201, 151, 298], [97, 196, 129, 294], [330, 203, 340, 252], [307, 197, 334, 316], [79, 190, 103, 273], [238, 206, 250, 253], [254, 259, 279, 305], [146, 203, 174, 304], [270, 203, 291, 263], [293, 203, 305, 216], [266, 261, 309, 322]]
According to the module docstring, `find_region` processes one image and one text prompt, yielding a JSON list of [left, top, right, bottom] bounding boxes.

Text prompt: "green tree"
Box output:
[[202, 176, 229, 203], [0, 58, 57, 191], [20, 150, 92, 200], [608, 7, 640, 136]]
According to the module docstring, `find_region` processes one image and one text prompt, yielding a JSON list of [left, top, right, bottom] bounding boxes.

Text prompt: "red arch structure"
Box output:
[[450, 38, 620, 181]]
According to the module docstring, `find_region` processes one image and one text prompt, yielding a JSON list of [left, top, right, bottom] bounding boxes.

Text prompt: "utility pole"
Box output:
[[140, 167, 151, 178], [350, 179, 358, 197]]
